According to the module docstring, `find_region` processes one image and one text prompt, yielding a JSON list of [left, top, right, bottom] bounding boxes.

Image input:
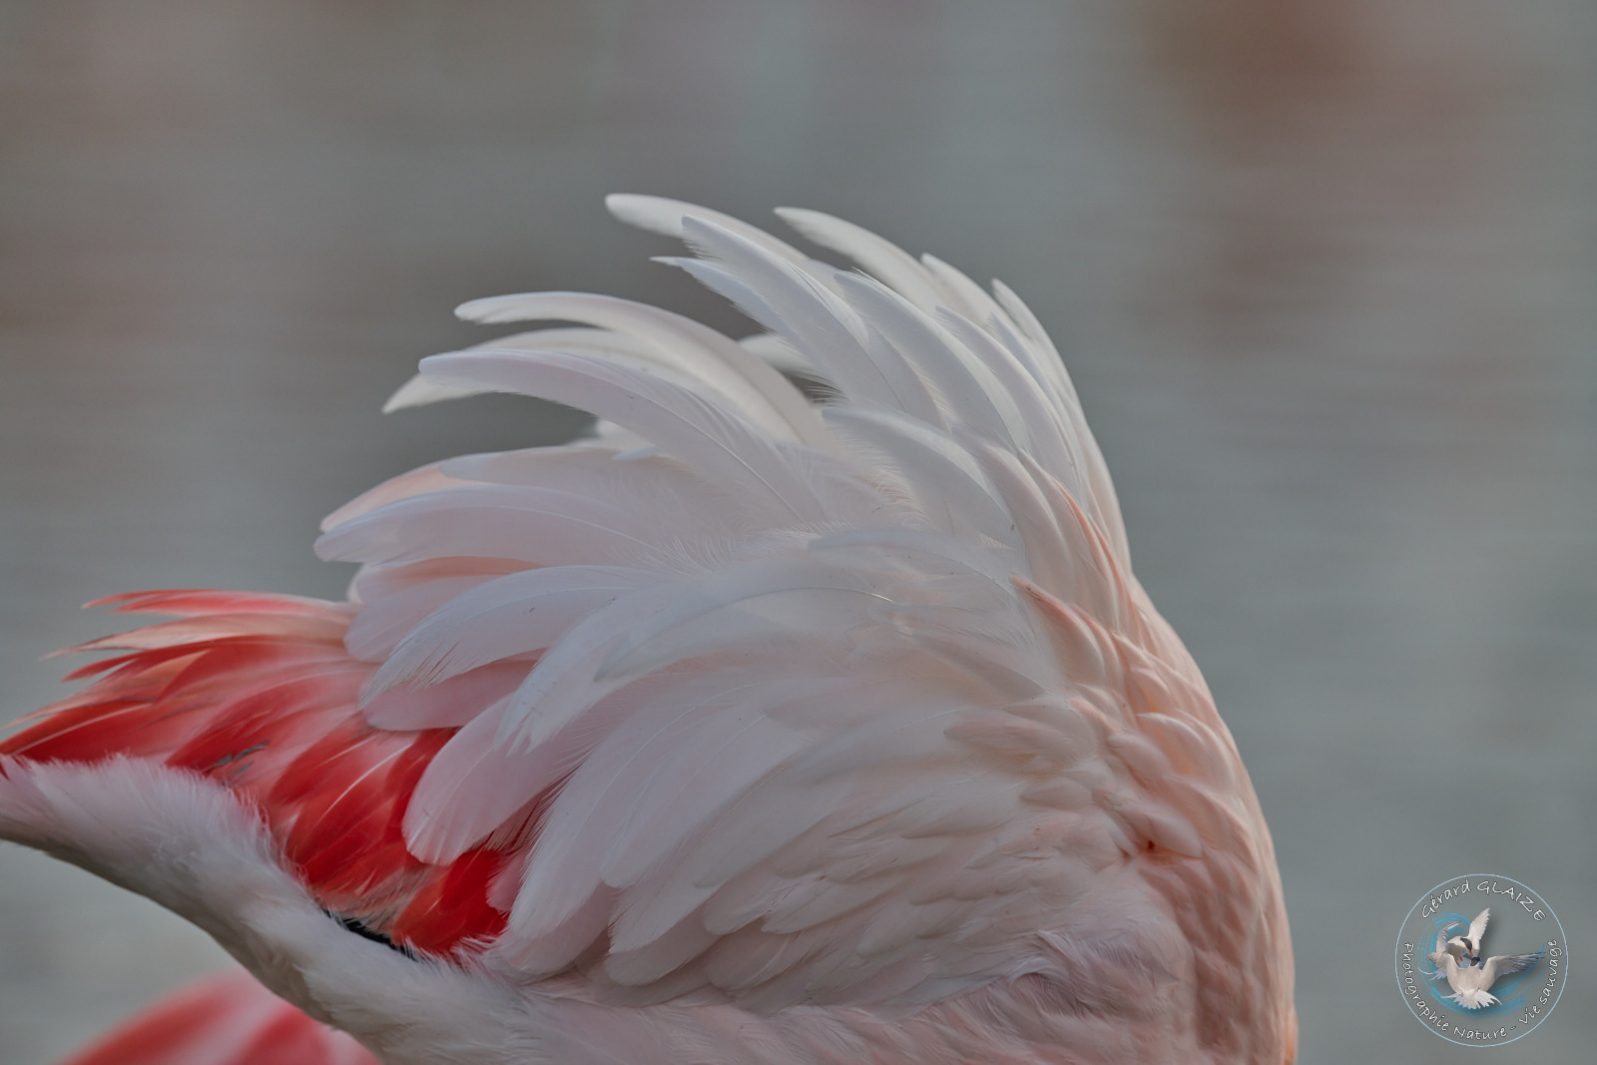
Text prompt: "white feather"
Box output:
[[366, 565, 660, 697], [673, 219, 920, 412], [775, 207, 945, 312], [453, 291, 823, 445], [606, 194, 809, 264], [315, 483, 668, 568], [415, 348, 830, 524], [831, 273, 1027, 447], [822, 406, 1012, 543]]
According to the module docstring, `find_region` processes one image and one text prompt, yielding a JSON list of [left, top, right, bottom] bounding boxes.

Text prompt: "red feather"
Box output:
[[1, 594, 514, 955], [58, 970, 376, 1065]]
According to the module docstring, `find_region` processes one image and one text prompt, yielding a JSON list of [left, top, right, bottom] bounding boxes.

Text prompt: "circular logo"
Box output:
[[1393, 873, 1567, 1046]]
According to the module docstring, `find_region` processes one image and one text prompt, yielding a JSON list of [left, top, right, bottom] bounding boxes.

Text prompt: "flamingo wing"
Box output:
[[314, 199, 1257, 1009], [2, 199, 1288, 1057]]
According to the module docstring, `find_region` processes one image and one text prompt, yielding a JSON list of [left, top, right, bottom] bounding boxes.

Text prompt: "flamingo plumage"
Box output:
[[0, 197, 1296, 1065]]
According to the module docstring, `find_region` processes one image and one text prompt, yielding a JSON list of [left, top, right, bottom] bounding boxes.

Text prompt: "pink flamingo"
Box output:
[[1, 198, 1296, 1065]]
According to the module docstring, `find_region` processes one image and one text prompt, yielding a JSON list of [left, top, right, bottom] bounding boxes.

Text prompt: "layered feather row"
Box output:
[[294, 196, 1216, 1007]]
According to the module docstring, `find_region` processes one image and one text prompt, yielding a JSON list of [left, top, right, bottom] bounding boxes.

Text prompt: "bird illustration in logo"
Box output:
[[1428, 908, 1542, 1009], [1446, 908, 1491, 966]]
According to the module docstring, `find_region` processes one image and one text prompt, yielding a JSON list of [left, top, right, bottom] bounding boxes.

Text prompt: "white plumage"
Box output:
[[1428, 916, 1539, 1010], [0, 196, 1296, 1064]]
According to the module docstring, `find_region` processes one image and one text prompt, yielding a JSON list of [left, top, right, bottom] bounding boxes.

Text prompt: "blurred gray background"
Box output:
[[2, 2, 1593, 1061]]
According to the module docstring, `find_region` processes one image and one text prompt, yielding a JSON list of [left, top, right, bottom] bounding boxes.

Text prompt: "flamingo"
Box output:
[[0, 197, 1297, 1065]]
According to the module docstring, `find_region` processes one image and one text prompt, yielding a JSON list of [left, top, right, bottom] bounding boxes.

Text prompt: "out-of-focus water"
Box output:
[[1, 3, 1592, 1062]]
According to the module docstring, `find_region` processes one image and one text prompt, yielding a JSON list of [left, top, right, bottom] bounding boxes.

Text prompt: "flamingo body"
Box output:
[[1, 198, 1296, 1064]]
